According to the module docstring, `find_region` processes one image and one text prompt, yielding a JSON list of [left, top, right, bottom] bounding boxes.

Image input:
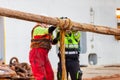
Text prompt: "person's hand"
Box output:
[[48, 25, 56, 33]]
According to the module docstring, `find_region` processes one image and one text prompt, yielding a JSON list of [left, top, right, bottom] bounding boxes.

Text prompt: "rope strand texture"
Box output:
[[56, 17, 73, 30]]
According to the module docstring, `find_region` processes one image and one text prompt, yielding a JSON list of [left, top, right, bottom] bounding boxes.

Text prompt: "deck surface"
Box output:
[[82, 64, 120, 80]]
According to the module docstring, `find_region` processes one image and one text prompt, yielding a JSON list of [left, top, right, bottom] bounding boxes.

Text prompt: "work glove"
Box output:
[[48, 25, 56, 33], [52, 31, 60, 44]]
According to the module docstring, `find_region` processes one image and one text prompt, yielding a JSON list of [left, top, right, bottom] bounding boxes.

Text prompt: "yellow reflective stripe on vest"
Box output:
[[65, 44, 78, 48]]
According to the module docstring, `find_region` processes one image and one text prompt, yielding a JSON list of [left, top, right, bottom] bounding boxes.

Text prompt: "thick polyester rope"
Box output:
[[56, 17, 73, 30], [55, 17, 73, 80], [60, 30, 67, 80]]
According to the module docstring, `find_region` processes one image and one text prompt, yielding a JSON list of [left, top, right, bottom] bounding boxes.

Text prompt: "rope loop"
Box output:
[[55, 17, 73, 30]]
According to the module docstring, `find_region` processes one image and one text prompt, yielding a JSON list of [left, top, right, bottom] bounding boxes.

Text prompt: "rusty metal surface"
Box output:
[[0, 77, 35, 80], [0, 65, 17, 77], [82, 65, 120, 80], [0, 57, 35, 80], [9, 57, 33, 77]]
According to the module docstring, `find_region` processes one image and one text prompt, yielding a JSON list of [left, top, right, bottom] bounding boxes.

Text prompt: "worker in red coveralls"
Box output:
[[29, 23, 56, 80]]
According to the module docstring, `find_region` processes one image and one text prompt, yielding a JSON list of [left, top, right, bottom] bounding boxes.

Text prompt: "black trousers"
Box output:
[[57, 54, 82, 80]]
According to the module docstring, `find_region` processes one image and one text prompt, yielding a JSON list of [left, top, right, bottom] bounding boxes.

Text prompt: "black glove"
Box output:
[[52, 38, 58, 44], [48, 25, 56, 33], [52, 32, 60, 44]]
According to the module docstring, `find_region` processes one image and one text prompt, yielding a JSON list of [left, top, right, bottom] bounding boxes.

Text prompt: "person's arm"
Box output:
[[48, 25, 56, 34], [52, 32, 60, 44]]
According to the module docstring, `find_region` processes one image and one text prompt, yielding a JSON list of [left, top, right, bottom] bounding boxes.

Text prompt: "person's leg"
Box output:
[[57, 61, 62, 80], [45, 53, 54, 80], [69, 60, 82, 80], [29, 48, 47, 80], [57, 60, 69, 80]]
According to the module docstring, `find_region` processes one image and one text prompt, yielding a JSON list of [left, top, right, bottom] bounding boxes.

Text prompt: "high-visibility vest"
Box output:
[[58, 31, 81, 51], [65, 32, 81, 49], [30, 25, 52, 50]]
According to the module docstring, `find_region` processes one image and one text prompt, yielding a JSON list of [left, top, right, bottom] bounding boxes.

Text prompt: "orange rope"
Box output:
[[64, 18, 73, 30], [55, 17, 65, 29], [60, 30, 67, 80], [55, 17, 73, 30], [55, 17, 73, 80]]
